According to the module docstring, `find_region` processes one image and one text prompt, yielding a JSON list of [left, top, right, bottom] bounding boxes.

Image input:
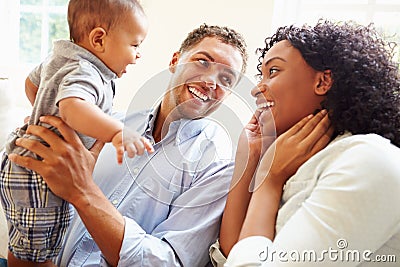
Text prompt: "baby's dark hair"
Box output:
[[257, 19, 400, 146], [68, 0, 145, 43], [179, 23, 248, 73]]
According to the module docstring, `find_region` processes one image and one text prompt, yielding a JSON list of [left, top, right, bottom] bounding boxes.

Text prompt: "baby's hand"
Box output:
[[112, 129, 154, 164], [111, 131, 124, 164], [124, 129, 154, 158]]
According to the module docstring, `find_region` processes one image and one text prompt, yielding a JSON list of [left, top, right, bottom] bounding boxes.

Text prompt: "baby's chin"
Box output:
[[116, 69, 127, 78]]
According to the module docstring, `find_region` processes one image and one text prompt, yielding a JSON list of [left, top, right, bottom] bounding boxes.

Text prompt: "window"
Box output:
[[19, 0, 69, 64], [271, 0, 400, 63], [1, 0, 69, 65], [0, 0, 398, 120], [0, 0, 69, 114]]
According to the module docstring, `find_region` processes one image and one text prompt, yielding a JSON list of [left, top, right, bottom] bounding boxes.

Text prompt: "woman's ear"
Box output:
[[89, 27, 107, 52], [169, 52, 180, 73], [315, 70, 333, 95]]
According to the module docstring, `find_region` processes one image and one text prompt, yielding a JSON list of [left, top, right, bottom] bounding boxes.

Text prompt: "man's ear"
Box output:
[[89, 27, 107, 52], [315, 70, 333, 95], [169, 52, 180, 73]]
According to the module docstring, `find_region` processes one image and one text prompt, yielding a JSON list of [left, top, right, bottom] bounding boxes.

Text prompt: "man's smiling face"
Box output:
[[165, 37, 244, 120]]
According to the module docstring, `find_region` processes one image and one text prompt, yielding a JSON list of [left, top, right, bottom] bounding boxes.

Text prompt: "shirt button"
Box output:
[[132, 167, 139, 175], [112, 199, 118, 205]]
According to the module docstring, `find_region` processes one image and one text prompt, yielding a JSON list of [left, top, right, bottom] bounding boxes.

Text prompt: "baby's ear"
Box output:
[[89, 27, 107, 52], [169, 52, 180, 73], [315, 70, 333, 95]]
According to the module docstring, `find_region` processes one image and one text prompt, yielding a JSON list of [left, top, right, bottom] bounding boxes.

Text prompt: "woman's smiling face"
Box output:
[[252, 40, 328, 136]]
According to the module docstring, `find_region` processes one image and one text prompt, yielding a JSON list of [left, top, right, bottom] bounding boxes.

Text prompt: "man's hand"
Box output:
[[8, 115, 104, 204]]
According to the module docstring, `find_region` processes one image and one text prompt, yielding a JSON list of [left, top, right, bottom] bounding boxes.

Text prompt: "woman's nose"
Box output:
[[251, 83, 267, 97]]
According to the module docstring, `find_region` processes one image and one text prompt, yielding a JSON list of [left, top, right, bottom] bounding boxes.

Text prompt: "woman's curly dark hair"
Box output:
[[257, 19, 400, 146]]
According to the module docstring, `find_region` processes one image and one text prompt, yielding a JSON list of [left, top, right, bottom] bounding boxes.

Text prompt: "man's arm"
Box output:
[[9, 115, 233, 267], [8, 116, 124, 266], [117, 181, 230, 267]]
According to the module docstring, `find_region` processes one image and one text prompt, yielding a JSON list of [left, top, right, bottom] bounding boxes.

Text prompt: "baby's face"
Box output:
[[102, 10, 148, 78]]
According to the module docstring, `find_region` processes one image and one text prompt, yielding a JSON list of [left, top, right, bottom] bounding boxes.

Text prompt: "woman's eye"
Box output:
[[269, 67, 279, 76]]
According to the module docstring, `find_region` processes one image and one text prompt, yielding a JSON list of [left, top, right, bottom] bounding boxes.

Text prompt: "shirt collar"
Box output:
[[144, 104, 212, 145], [174, 119, 211, 145], [144, 106, 159, 136]]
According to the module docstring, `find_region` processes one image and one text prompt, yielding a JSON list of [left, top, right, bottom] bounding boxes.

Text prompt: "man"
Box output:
[[8, 24, 248, 266]]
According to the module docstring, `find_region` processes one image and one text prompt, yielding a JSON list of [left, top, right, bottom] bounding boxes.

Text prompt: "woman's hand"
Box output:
[[8, 115, 104, 204], [256, 110, 333, 189], [237, 114, 262, 159], [239, 110, 333, 241], [236, 110, 276, 166], [219, 111, 277, 256]]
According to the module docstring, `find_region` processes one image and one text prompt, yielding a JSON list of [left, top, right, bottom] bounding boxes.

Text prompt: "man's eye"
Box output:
[[198, 59, 209, 67], [220, 75, 233, 87]]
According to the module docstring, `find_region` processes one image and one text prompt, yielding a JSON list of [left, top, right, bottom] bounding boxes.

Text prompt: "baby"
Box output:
[[0, 0, 152, 266]]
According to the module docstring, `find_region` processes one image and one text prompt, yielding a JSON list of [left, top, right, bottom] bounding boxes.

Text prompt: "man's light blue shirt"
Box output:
[[57, 106, 235, 266]]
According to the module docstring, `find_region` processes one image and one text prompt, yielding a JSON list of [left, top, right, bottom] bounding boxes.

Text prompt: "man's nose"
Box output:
[[200, 71, 218, 90], [202, 80, 217, 90]]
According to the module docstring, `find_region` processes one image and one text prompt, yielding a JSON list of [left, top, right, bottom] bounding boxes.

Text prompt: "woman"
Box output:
[[211, 20, 400, 266]]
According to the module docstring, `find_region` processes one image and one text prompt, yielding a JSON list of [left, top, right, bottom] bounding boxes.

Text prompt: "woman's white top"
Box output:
[[211, 133, 400, 266]]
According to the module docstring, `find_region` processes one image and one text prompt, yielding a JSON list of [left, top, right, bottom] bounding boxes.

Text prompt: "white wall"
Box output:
[[114, 0, 274, 112], [113, 0, 275, 144], [0, 0, 275, 150], [0, 1, 275, 257]]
